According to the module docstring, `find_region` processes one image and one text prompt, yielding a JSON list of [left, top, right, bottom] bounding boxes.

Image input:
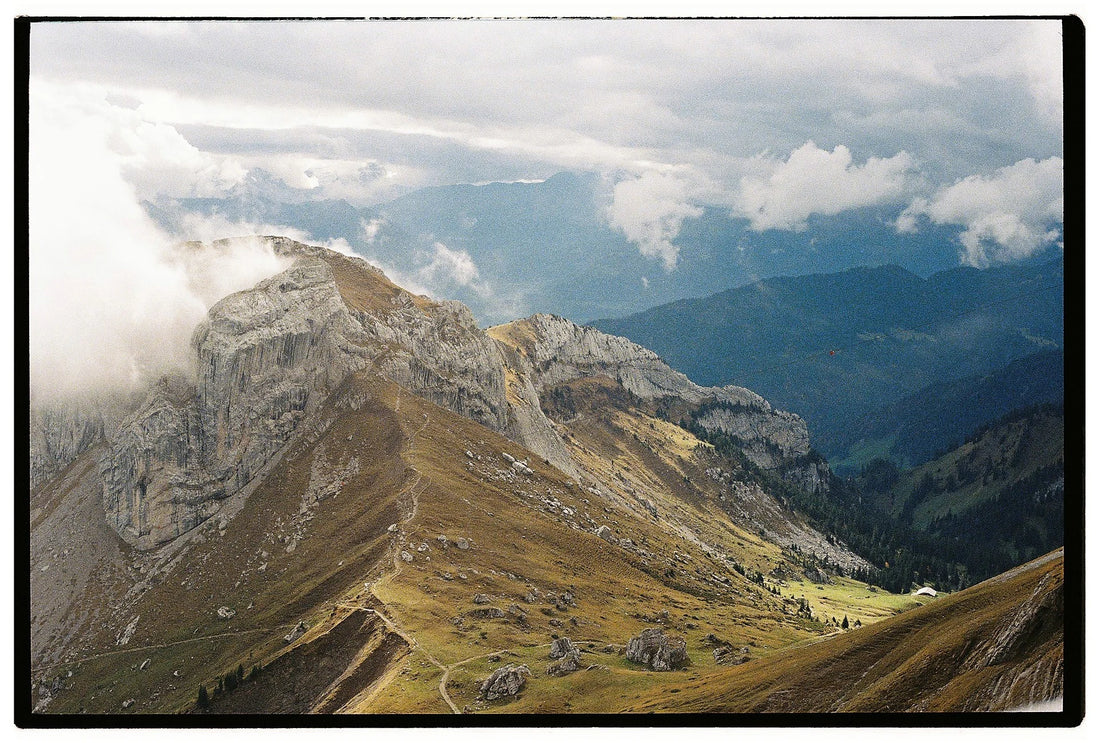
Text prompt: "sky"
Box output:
[[26, 16, 1067, 399]]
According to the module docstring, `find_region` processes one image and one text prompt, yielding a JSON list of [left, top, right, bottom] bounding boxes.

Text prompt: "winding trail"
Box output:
[[30, 623, 300, 674]]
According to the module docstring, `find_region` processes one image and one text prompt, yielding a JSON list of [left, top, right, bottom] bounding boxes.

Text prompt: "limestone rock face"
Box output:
[[693, 404, 810, 469], [29, 395, 136, 492], [92, 240, 517, 548], [491, 313, 810, 471], [35, 237, 814, 552], [626, 628, 689, 671], [103, 257, 370, 548], [30, 407, 107, 492], [480, 663, 530, 700]]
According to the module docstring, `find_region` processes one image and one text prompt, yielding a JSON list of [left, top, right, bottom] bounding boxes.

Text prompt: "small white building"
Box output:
[[913, 586, 938, 597]]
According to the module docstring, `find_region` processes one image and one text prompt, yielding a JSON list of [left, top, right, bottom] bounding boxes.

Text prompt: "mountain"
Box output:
[[857, 404, 1065, 583], [593, 258, 1064, 467], [825, 349, 1065, 471], [27, 238, 1065, 716], [145, 171, 1040, 325]]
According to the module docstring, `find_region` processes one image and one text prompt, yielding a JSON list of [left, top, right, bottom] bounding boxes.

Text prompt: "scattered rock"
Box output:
[[284, 621, 307, 644], [473, 593, 491, 604], [417, 542, 430, 552], [548, 618, 562, 627], [549, 636, 577, 659], [216, 606, 236, 620], [507, 603, 527, 617], [441, 572, 454, 581], [470, 607, 505, 619], [480, 664, 529, 700], [524, 590, 541, 603], [387, 523, 398, 533], [626, 628, 689, 671], [547, 648, 582, 676]]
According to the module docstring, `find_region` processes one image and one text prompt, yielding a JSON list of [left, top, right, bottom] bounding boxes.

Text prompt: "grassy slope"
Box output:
[[897, 408, 1064, 529], [30, 243, 1062, 715], [615, 550, 1064, 713]]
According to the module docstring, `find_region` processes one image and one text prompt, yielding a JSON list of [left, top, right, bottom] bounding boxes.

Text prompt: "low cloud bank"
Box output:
[[30, 84, 291, 404]]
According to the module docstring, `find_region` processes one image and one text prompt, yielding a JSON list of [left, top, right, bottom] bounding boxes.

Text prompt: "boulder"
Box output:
[[400, 550, 414, 562], [547, 648, 582, 676], [549, 636, 576, 659], [470, 607, 505, 619], [283, 620, 307, 644], [626, 628, 688, 671], [473, 593, 491, 604], [480, 664, 530, 700], [216, 606, 236, 620], [596, 525, 616, 543], [456, 537, 471, 550]]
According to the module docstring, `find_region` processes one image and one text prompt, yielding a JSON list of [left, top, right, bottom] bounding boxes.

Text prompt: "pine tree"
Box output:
[[197, 685, 210, 709], [841, 615, 850, 629]]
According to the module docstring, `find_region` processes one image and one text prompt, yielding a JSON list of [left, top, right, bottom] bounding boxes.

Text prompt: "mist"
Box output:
[[29, 83, 292, 405]]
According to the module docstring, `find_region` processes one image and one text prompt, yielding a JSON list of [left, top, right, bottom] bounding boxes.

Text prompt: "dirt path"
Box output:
[[30, 622, 301, 674]]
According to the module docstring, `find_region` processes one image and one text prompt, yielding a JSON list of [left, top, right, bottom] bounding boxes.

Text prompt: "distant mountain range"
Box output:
[[823, 349, 1064, 471], [857, 403, 1064, 585], [593, 258, 1064, 468], [146, 170, 1060, 325]]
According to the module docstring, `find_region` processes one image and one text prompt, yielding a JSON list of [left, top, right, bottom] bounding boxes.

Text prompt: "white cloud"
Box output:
[[361, 218, 384, 244], [418, 242, 481, 287], [734, 142, 917, 231], [607, 172, 703, 270], [29, 81, 290, 404], [897, 157, 1063, 267]]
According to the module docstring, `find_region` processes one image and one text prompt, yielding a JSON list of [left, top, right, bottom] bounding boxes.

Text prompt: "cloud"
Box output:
[[29, 20, 1063, 211], [418, 242, 481, 287], [734, 142, 917, 231], [607, 172, 703, 270], [29, 82, 291, 404], [897, 157, 1063, 267]]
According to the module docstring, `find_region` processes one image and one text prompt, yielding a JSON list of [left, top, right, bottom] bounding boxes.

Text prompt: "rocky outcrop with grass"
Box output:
[[626, 628, 689, 671]]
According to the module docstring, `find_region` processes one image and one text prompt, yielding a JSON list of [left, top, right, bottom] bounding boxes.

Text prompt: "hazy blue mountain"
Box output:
[[860, 403, 1065, 584], [145, 170, 1048, 326], [593, 258, 1064, 467], [823, 349, 1065, 472]]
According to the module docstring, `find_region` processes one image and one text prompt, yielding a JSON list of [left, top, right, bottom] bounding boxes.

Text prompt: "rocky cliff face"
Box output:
[[33, 238, 819, 550], [77, 239, 519, 548], [489, 313, 812, 471]]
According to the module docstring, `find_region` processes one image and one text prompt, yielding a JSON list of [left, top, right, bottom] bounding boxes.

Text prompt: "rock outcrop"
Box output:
[[33, 237, 820, 552], [90, 239, 517, 548], [549, 636, 577, 659], [480, 663, 530, 700], [625, 628, 689, 671], [489, 313, 811, 470]]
